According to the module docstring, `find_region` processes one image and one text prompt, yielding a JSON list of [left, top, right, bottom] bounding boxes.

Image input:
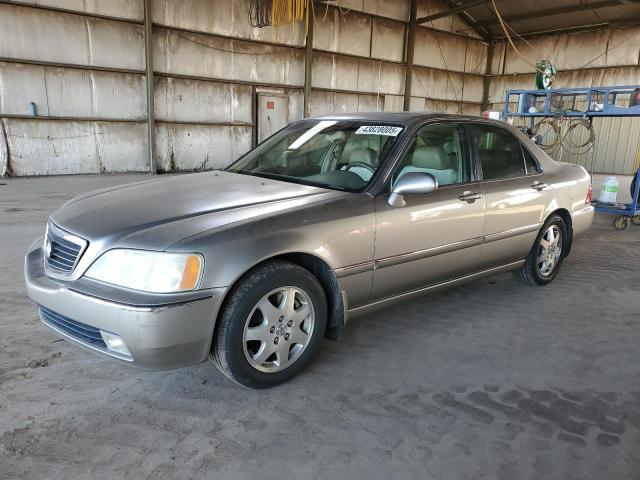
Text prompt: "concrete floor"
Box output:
[[1, 174, 639, 480]]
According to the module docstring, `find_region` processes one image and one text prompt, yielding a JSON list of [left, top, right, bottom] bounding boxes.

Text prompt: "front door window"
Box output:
[[393, 123, 471, 187]]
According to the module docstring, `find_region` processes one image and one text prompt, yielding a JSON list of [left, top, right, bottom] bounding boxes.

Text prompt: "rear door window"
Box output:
[[470, 125, 527, 181], [523, 147, 541, 175]]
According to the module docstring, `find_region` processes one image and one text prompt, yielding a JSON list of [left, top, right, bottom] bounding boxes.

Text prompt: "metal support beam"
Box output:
[[498, 19, 640, 39], [481, 43, 494, 111], [457, 11, 493, 41], [478, 0, 622, 27], [416, 0, 490, 25], [403, 0, 417, 111], [144, 0, 156, 174], [442, 0, 493, 40], [303, 18, 314, 118]]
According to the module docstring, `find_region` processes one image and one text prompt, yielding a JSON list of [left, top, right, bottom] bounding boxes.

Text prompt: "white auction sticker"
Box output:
[[355, 125, 403, 136]]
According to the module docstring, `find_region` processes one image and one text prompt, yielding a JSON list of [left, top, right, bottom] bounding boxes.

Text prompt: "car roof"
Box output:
[[312, 111, 488, 127]]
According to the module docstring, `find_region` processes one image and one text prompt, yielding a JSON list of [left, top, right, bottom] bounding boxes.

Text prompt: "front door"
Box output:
[[372, 123, 485, 300], [468, 123, 551, 269]]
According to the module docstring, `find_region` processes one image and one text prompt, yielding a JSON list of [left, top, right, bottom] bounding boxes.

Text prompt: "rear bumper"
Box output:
[[24, 239, 227, 370], [573, 204, 595, 238]]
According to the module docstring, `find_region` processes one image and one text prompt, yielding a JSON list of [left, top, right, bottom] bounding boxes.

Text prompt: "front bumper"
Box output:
[[24, 239, 227, 369]]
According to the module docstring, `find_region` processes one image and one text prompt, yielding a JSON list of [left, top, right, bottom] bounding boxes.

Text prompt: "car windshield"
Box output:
[[227, 120, 405, 192]]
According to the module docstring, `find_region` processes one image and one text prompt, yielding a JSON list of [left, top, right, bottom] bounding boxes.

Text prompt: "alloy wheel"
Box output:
[[537, 225, 562, 277], [242, 287, 315, 373]]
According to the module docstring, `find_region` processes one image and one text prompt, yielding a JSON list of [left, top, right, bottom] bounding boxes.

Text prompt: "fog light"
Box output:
[[100, 331, 131, 357]]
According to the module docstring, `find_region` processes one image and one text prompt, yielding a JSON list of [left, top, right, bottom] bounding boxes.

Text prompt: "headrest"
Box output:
[[412, 146, 450, 169], [349, 148, 376, 166], [480, 149, 509, 168], [480, 149, 523, 178]]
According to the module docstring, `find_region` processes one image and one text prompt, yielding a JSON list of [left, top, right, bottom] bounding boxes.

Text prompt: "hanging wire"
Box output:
[[578, 28, 640, 69], [249, 0, 272, 28], [533, 118, 561, 151], [491, 0, 546, 74], [175, 33, 280, 56], [272, 0, 306, 27], [420, 3, 463, 105], [562, 118, 596, 156], [504, 20, 539, 53], [249, 0, 335, 35]]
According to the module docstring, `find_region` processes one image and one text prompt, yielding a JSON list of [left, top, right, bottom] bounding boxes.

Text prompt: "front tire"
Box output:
[[212, 261, 327, 388], [513, 214, 567, 286]]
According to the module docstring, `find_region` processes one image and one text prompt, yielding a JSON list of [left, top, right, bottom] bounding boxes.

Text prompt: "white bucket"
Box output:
[[598, 176, 619, 203]]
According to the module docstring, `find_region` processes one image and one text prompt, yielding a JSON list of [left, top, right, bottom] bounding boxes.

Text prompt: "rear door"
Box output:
[[371, 122, 485, 300], [469, 123, 551, 269]]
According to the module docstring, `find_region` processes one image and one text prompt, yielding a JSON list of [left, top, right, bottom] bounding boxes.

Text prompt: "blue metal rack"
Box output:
[[503, 85, 640, 229], [503, 85, 640, 119]]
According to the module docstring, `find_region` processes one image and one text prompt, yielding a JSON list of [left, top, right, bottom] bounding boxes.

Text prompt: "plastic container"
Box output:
[[598, 176, 619, 204]]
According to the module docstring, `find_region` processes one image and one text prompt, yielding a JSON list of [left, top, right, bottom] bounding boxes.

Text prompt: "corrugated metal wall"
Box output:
[[1, 1, 638, 176], [488, 27, 640, 175], [0, 0, 489, 176]]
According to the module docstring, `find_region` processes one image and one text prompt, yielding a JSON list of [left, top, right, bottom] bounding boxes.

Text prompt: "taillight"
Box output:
[[585, 184, 592, 204]]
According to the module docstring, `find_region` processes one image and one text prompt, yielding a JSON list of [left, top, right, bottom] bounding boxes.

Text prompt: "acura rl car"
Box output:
[[25, 113, 594, 388]]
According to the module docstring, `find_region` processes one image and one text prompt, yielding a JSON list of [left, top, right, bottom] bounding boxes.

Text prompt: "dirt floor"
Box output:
[[1, 174, 639, 480]]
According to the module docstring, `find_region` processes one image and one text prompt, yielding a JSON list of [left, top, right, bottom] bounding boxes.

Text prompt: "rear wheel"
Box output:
[[513, 214, 567, 286], [212, 261, 327, 388]]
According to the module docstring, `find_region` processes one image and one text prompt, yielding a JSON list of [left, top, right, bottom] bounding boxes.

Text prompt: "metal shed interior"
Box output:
[[0, 0, 639, 176]]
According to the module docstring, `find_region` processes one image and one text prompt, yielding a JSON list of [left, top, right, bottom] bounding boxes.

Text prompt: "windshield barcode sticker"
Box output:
[[355, 125, 403, 136]]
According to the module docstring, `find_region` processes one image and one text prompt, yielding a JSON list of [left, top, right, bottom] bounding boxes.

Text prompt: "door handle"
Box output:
[[531, 181, 548, 191], [458, 191, 483, 203]]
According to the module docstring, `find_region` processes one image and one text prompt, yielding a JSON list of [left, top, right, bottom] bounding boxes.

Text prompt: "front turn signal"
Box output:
[[179, 255, 203, 291]]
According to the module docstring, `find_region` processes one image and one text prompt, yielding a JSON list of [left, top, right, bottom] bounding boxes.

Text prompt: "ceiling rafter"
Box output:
[[416, 0, 492, 25], [494, 18, 640, 39], [478, 0, 627, 27], [442, 0, 494, 40]]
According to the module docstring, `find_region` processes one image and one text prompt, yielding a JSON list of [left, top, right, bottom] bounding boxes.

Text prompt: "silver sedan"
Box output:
[[25, 113, 594, 388]]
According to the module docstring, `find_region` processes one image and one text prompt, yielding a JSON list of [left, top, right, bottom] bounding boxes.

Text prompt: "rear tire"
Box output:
[[212, 261, 327, 389], [513, 214, 567, 286]]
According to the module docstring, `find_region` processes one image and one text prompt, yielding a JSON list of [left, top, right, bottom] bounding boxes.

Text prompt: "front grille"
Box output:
[[39, 306, 106, 349], [45, 222, 87, 275]]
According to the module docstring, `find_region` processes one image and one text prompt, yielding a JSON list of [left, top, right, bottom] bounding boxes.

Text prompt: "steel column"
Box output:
[[481, 43, 495, 111], [403, 0, 417, 111], [303, 17, 314, 118], [144, 0, 156, 174]]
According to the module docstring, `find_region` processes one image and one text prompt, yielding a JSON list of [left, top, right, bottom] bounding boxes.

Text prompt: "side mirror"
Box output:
[[531, 134, 543, 146], [388, 172, 438, 208]]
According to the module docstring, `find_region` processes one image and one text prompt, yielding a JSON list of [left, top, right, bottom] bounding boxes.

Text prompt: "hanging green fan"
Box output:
[[535, 59, 557, 90]]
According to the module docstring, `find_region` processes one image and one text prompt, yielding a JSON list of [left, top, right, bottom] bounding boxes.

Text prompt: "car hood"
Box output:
[[51, 171, 344, 251]]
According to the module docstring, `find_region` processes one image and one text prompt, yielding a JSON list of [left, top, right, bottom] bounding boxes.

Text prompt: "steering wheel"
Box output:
[[343, 162, 375, 174]]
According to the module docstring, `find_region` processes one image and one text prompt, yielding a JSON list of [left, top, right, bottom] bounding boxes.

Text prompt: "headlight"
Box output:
[[85, 249, 203, 293]]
